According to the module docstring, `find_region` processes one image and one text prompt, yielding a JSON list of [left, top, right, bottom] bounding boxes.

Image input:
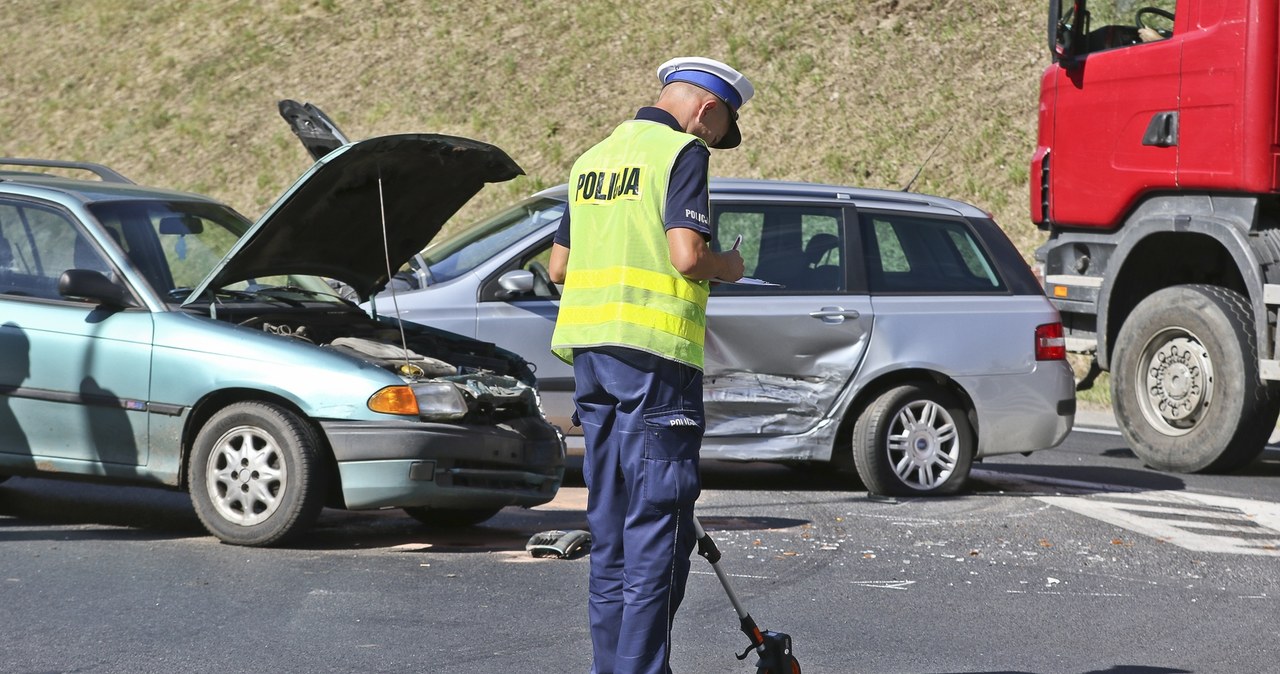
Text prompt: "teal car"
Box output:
[[0, 136, 565, 547]]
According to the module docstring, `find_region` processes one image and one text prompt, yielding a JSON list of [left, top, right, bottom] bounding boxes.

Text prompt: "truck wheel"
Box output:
[[852, 383, 975, 496], [1111, 284, 1279, 473], [403, 506, 503, 528], [189, 402, 327, 546]]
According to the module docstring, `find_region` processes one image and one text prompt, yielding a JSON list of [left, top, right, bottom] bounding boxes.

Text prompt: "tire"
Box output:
[[189, 401, 327, 547], [852, 383, 975, 496], [1110, 284, 1280, 473], [402, 506, 504, 528]]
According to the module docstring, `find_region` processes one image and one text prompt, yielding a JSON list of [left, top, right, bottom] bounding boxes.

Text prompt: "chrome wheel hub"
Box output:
[[206, 426, 286, 526], [1138, 332, 1213, 435], [886, 400, 959, 490]]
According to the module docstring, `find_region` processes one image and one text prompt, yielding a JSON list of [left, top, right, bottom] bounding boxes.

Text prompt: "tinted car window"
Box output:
[[861, 212, 1004, 293], [711, 204, 844, 293]]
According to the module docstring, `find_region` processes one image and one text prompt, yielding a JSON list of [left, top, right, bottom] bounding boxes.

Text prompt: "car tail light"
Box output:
[[1036, 322, 1066, 361]]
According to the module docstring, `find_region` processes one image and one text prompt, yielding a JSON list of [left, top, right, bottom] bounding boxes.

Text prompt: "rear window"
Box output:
[[860, 212, 1004, 294]]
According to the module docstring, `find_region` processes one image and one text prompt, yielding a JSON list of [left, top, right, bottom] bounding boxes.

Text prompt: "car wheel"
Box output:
[[402, 506, 504, 528], [189, 401, 327, 547], [1111, 284, 1279, 473], [852, 383, 975, 496]]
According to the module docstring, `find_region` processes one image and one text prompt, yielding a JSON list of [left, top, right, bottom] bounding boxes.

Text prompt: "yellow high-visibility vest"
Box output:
[[551, 119, 710, 369]]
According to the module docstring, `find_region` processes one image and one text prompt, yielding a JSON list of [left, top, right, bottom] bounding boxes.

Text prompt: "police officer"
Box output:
[[548, 56, 752, 674]]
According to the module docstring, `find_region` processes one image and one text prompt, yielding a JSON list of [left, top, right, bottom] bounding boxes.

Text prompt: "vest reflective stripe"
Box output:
[[565, 266, 710, 306], [557, 302, 705, 349], [551, 120, 710, 369]]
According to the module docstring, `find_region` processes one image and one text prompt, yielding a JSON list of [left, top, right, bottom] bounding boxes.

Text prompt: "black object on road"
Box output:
[[526, 529, 592, 559], [693, 516, 802, 674]]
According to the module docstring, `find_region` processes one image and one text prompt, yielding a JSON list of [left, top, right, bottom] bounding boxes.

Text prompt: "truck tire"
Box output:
[[1110, 284, 1279, 473]]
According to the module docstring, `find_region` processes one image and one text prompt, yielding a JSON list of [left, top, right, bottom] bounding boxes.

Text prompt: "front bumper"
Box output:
[[320, 416, 565, 510]]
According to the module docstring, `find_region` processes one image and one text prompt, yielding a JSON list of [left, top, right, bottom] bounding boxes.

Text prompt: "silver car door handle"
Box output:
[[809, 307, 860, 323]]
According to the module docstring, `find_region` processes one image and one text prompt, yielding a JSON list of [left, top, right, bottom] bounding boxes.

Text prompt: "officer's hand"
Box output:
[[717, 249, 745, 282]]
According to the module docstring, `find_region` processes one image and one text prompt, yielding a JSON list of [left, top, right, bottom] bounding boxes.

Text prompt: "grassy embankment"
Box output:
[[1, 0, 1106, 402]]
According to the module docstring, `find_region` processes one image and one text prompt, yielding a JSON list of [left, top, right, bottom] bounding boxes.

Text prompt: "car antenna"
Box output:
[[376, 168, 424, 378], [901, 123, 953, 192]]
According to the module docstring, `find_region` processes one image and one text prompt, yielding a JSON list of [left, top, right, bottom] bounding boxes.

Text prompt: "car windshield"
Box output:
[[87, 200, 340, 304], [419, 197, 565, 283]]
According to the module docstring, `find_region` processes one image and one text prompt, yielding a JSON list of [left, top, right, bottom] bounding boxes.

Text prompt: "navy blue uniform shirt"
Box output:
[[553, 107, 712, 248]]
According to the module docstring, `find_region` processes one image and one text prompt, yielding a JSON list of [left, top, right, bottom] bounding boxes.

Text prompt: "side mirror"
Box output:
[[1049, 0, 1086, 64], [57, 269, 136, 308], [497, 269, 535, 298]]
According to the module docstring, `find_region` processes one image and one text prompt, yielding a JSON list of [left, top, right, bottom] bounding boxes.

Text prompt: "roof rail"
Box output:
[[0, 158, 135, 184]]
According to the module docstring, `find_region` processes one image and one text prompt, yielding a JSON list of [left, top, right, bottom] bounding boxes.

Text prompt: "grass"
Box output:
[[1069, 354, 1113, 410], [4, 1, 1105, 391], [1, 0, 1050, 255], [2, 0, 1115, 408]]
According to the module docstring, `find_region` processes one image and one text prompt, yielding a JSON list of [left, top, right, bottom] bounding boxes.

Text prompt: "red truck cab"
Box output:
[[1035, 0, 1280, 229], [1034, 0, 1280, 474]]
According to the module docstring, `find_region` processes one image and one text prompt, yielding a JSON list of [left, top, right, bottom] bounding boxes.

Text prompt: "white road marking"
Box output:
[[690, 570, 774, 580], [1073, 426, 1123, 437], [849, 580, 915, 590], [1005, 590, 1131, 598], [1036, 490, 1280, 556]]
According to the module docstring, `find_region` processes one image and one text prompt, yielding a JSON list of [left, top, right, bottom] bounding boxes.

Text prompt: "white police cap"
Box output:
[[657, 56, 754, 149]]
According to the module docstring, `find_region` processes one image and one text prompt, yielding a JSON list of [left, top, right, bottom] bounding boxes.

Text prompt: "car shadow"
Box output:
[[929, 667, 1189, 674], [0, 469, 823, 553], [0, 477, 207, 542], [969, 462, 1188, 494], [562, 456, 858, 492]]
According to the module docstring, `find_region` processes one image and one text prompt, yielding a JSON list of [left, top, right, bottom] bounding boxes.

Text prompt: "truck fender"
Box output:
[[1096, 205, 1270, 369]]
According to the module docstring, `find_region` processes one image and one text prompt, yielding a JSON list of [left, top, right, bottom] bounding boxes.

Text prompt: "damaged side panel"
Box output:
[[702, 294, 873, 454]]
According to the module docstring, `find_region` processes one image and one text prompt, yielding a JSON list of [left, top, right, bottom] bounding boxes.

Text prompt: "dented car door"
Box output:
[[703, 202, 871, 437]]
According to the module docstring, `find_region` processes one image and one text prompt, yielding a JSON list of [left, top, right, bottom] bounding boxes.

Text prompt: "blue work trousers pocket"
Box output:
[[641, 409, 703, 511]]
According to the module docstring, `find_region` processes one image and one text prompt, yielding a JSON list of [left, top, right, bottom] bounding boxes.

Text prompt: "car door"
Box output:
[[472, 235, 576, 433], [1047, 0, 1181, 227], [704, 201, 872, 437], [860, 209, 1026, 378], [0, 197, 153, 467]]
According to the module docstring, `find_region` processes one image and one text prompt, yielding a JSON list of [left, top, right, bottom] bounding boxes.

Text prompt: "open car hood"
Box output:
[[187, 133, 523, 302]]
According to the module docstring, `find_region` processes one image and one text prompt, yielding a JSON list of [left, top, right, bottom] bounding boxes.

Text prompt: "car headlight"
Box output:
[[367, 383, 469, 421]]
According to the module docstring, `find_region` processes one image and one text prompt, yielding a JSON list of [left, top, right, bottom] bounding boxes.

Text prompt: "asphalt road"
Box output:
[[2, 419, 1278, 674]]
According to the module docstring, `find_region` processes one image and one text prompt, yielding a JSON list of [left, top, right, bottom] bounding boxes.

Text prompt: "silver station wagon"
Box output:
[[0, 137, 565, 547], [283, 103, 1077, 497]]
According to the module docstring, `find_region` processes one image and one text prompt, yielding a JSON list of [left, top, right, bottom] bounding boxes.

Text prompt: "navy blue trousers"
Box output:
[[572, 347, 703, 674]]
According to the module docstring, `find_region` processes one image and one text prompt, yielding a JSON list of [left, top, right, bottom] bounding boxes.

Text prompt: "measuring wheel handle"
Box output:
[[693, 518, 802, 674]]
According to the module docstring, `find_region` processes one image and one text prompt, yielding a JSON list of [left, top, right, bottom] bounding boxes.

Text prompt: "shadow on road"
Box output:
[[0, 463, 829, 553], [970, 462, 1187, 494], [930, 667, 1190, 674], [561, 456, 858, 491]]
